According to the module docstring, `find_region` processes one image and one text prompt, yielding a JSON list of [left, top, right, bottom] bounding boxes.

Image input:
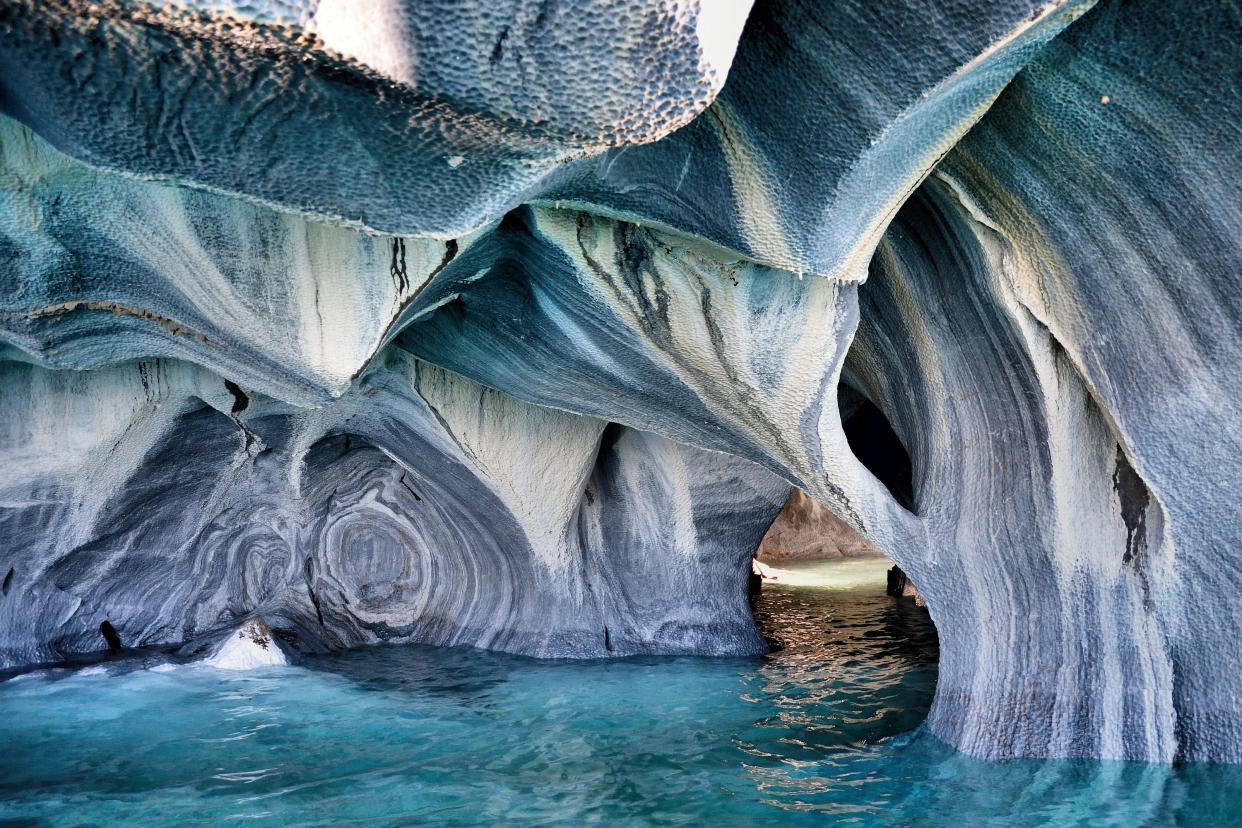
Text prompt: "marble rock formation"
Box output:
[[0, 351, 786, 667], [757, 489, 883, 562], [1, 0, 1240, 768]]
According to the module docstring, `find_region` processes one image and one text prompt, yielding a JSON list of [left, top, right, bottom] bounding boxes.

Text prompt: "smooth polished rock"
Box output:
[[0, 351, 786, 669]]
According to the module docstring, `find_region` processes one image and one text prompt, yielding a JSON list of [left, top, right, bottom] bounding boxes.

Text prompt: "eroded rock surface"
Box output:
[[0, 352, 785, 668], [1, 0, 1240, 767]]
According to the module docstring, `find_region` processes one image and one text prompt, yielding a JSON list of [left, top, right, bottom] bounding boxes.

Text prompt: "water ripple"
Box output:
[[1, 557, 1240, 825]]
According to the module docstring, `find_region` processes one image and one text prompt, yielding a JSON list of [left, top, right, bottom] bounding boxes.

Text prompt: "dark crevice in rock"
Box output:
[[368, 240, 459, 371], [839, 391, 915, 513], [1114, 444, 1151, 568], [1, 567, 12, 595], [598, 422, 625, 455], [390, 237, 409, 293], [1113, 444, 1154, 609], [219, 382, 258, 453], [489, 25, 510, 67], [304, 558, 326, 627], [223, 379, 248, 413], [98, 619, 121, 651], [433, 240, 460, 279], [399, 474, 423, 502]]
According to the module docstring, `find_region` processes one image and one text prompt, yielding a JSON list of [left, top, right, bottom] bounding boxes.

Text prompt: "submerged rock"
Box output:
[[886, 566, 926, 608], [202, 620, 286, 670], [0, 0, 1239, 766]]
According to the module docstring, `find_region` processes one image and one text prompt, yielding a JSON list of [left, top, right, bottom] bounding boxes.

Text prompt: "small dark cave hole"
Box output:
[[598, 421, 626, 454], [223, 379, 249, 414], [838, 386, 915, 512], [581, 422, 625, 509], [99, 620, 122, 652]]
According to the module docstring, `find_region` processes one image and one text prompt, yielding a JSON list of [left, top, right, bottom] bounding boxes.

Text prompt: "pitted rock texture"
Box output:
[[0, 0, 749, 237], [1, 0, 1240, 768], [539, 0, 1096, 276]]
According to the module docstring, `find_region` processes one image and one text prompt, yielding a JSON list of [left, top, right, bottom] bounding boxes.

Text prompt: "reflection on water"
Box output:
[[757, 555, 906, 591], [1, 556, 1239, 826]]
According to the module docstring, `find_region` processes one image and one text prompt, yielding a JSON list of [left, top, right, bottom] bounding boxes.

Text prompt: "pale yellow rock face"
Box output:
[[756, 489, 882, 562]]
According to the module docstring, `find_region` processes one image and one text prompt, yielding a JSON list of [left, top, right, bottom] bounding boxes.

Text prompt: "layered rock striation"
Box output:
[[0, 0, 1239, 766]]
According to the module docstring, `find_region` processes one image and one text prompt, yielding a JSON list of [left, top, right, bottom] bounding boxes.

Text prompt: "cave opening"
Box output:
[[98, 620, 122, 652], [838, 385, 916, 512], [748, 488, 939, 740]]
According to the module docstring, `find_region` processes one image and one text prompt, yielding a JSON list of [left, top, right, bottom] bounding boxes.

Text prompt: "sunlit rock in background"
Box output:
[[757, 489, 883, 562], [1, 0, 1240, 768]]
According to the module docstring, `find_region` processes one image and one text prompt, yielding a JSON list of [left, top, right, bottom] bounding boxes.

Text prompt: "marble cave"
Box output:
[[0, 1, 1240, 824]]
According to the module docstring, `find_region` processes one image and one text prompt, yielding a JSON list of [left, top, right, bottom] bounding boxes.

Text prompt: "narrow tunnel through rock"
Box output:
[[747, 493, 940, 741]]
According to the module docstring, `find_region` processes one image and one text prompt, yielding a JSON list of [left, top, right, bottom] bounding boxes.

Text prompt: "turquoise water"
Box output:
[[2, 557, 1239, 826]]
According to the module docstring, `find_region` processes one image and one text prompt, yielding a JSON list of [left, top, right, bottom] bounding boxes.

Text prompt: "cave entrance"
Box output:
[[838, 385, 916, 512], [746, 488, 939, 742]]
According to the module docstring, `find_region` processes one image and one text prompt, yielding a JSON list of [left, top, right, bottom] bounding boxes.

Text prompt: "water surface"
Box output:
[[2, 556, 1238, 825]]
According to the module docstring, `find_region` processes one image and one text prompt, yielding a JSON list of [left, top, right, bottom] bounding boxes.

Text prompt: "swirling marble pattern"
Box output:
[[0, 352, 786, 668], [393, 206, 915, 551]]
